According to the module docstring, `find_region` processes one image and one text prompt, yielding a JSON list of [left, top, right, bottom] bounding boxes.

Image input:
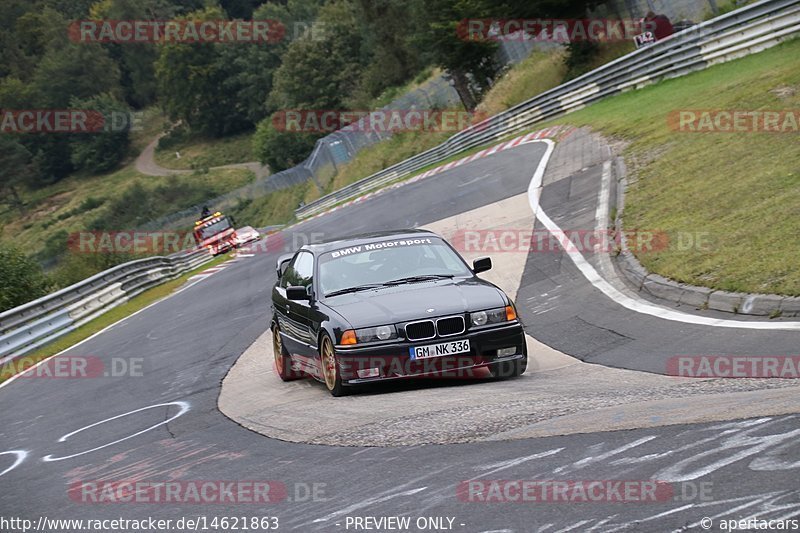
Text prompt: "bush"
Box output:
[[252, 115, 320, 172], [36, 229, 69, 265], [156, 124, 192, 151], [55, 196, 105, 221], [48, 251, 133, 290], [0, 242, 51, 312], [69, 93, 133, 173], [562, 41, 600, 80]]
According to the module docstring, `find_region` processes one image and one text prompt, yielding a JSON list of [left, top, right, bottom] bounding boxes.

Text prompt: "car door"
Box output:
[[277, 251, 318, 363], [274, 252, 303, 357]]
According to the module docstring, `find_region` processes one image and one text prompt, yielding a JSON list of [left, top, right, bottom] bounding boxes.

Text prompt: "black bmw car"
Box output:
[[270, 229, 527, 396]]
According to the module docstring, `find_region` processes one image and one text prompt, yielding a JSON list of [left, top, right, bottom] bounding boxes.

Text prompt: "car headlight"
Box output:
[[470, 306, 517, 327], [354, 324, 398, 343]]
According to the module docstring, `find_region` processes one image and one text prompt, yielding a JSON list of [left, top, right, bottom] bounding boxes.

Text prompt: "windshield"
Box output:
[[196, 217, 232, 240], [318, 237, 471, 296]]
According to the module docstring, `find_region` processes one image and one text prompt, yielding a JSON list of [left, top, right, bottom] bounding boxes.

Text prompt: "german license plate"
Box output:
[[410, 339, 470, 360]]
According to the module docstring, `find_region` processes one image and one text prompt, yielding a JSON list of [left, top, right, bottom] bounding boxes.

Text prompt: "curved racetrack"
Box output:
[[3, 130, 800, 531]]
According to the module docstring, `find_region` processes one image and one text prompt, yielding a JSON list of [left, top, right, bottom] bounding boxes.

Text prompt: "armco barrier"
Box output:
[[0, 248, 214, 365], [295, 0, 800, 219]]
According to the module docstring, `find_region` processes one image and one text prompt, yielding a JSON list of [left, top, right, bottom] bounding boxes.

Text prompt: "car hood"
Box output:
[[323, 278, 507, 327]]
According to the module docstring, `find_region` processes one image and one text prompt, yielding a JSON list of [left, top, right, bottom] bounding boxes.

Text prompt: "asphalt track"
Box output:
[[2, 138, 800, 532]]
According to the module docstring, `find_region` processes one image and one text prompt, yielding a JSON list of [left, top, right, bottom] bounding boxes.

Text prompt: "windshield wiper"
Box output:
[[384, 274, 455, 286], [326, 275, 456, 296], [325, 284, 386, 297]]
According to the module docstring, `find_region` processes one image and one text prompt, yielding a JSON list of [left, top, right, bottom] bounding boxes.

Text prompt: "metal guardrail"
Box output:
[[0, 248, 214, 364], [295, 0, 800, 219]]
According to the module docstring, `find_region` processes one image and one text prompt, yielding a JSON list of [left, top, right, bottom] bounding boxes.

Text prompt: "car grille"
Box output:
[[405, 320, 435, 341], [436, 316, 465, 337]]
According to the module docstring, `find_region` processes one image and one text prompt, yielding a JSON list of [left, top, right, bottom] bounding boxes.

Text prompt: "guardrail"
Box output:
[[295, 0, 800, 218], [0, 248, 214, 365]]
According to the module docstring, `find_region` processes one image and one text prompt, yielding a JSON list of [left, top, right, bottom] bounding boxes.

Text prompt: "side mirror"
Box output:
[[287, 285, 311, 301], [276, 253, 293, 278], [472, 257, 492, 274]]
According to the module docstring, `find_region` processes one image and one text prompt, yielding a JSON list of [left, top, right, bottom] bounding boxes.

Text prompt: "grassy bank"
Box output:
[[1, 166, 254, 264], [302, 49, 571, 205], [230, 181, 311, 228], [295, 39, 800, 296], [154, 131, 255, 170], [545, 39, 800, 296]]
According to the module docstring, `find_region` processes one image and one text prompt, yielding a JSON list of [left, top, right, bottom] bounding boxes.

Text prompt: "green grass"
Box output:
[[299, 39, 800, 296], [1, 166, 255, 262], [129, 107, 170, 155], [230, 180, 311, 229], [366, 67, 443, 109], [305, 129, 455, 204], [154, 131, 255, 170], [303, 50, 570, 205], [0, 252, 231, 384], [509, 39, 800, 296], [476, 50, 567, 117]]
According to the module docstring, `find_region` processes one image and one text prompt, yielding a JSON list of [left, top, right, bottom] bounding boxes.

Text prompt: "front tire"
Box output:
[[489, 355, 527, 379], [320, 334, 347, 397], [272, 323, 298, 381]]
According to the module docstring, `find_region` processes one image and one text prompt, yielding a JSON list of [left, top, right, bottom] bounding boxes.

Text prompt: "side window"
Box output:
[[281, 252, 314, 288], [293, 252, 314, 287], [280, 254, 300, 288]]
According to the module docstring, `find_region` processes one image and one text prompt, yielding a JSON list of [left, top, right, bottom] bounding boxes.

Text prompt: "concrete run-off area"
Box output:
[[219, 190, 800, 446]]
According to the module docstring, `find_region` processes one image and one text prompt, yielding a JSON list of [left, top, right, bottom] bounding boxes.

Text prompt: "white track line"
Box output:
[[6, 136, 790, 399], [525, 138, 800, 330]]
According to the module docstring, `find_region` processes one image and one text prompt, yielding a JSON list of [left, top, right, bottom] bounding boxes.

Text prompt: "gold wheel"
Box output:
[[321, 336, 337, 391], [272, 326, 284, 374]]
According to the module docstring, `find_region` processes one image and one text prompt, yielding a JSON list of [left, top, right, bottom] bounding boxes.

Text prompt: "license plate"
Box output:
[[410, 339, 470, 360]]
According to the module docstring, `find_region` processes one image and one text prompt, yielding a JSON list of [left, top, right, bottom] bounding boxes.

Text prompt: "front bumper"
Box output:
[[335, 322, 526, 385]]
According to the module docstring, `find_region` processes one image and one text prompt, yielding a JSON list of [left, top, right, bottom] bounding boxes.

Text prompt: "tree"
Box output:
[[417, 0, 499, 110], [350, 0, 427, 106], [0, 137, 37, 214], [0, 242, 51, 313], [89, 0, 180, 108], [418, 0, 602, 109], [33, 43, 124, 108], [219, 0, 263, 19], [156, 6, 252, 136], [69, 93, 132, 173], [489, 0, 600, 18], [268, 0, 367, 112], [0, 77, 72, 184], [253, 116, 319, 172]]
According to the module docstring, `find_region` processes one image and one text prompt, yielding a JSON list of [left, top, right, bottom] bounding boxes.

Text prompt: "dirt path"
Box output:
[[135, 134, 269, 179]]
